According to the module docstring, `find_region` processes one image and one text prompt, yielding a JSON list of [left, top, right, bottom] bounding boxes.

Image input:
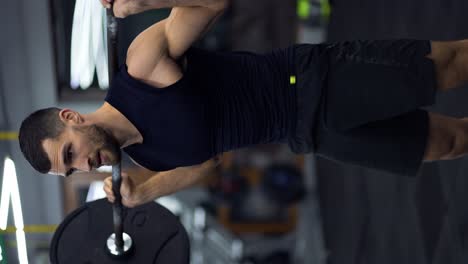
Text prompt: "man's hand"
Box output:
[[104, 157, 220, 208], [103, 172, 148, 207], [99, 0, 150, 18]]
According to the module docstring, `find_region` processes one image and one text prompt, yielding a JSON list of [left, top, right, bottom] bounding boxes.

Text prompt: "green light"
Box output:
[[290, 75, 297, 85], [297, 0, 310, 19]]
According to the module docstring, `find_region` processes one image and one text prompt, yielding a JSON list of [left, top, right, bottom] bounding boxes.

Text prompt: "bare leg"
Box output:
[[424, 112, 468, 161], [427, 40, 468, 90]]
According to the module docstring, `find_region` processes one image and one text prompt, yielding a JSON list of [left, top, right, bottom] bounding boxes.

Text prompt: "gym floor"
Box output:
[[319, 0, 468, 263]]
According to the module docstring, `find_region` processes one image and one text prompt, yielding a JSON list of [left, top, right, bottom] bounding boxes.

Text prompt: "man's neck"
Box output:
[[84, 103, 143, 148]]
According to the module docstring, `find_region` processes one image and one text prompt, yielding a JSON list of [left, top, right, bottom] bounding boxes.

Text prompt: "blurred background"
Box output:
[[1, 0, 468, 263]]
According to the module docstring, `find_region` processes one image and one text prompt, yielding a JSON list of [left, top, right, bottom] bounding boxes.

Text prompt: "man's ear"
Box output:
[[59, 109, 84, 125]]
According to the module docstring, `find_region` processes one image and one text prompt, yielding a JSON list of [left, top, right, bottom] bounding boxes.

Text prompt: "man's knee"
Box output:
[[447, 118, 468, 159], [428, 40, 467, 90], [425, 113, 468, 161], [424, 113, 468, 161]]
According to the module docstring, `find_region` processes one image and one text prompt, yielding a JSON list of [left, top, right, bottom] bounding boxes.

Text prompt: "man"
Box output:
[[18, 0, 468, 208]]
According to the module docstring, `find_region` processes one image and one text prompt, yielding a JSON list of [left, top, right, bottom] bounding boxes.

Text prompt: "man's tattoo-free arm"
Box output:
[[136, 158, 220, 201], [143, 0, 226, 10]]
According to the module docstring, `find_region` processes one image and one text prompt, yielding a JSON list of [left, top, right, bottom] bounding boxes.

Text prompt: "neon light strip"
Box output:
[[0, 157, 29, 263], [3, 225, 57, 234], [0, 132, 18, 141], [0, 159, 11, 229]]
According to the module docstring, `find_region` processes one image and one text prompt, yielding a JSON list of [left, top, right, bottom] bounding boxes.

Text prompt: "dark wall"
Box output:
[[319, 1, 468, 264]]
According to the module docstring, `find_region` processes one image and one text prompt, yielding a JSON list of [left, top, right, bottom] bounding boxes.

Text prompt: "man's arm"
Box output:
[[102, 0, 228, 88], [104, 157, 221, 207]]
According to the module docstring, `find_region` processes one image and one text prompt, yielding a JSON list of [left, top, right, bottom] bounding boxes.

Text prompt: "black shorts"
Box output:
[[312, 40, 437, 176]]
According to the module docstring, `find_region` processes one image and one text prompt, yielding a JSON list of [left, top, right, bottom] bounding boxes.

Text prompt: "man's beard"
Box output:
[[76, 125, 121, 164]]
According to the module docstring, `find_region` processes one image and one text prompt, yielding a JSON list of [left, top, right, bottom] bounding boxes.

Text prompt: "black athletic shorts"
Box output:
[[295, 40, 437, 176]]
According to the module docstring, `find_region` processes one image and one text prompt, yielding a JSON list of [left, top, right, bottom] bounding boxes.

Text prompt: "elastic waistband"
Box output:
[[287, 44, 330, 153]]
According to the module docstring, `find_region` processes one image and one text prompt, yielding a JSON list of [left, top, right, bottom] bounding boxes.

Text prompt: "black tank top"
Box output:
[[105, 47, 297, 171]]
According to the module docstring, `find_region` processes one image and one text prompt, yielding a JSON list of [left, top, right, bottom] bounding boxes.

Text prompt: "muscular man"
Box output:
[[18, 0, 468, 207]]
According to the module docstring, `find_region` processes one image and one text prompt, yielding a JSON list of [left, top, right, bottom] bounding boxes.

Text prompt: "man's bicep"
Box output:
[[126, 20, 167, 75], [126, 20, 183, 88]]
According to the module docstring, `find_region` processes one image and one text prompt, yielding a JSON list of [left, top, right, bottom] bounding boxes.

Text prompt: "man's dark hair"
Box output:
[[19, 107, 64, 174]]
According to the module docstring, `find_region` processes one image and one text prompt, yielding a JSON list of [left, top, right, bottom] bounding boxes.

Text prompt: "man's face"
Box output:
[[42, 124, 121, 177]]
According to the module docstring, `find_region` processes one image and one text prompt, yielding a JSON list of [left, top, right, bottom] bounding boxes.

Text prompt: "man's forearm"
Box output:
[[105, 0, 227, 18], [137, 158, 219, 202], [142, 0, 227, 10]]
